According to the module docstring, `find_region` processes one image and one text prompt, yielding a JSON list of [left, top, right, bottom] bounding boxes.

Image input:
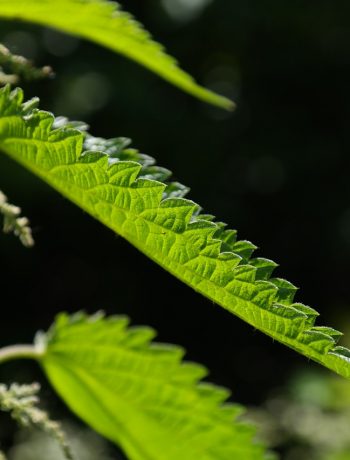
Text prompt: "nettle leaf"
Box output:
[[0, 86, 350, 379], [39, 312, 269, 460], [0, 0, 233, 110]]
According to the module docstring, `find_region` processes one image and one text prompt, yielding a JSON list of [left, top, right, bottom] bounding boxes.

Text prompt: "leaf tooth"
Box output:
[[104, 313, 129, 322], [163, 181, 190, 199], [290, 303, 319, 327], [148, 343, 185, 362], [186, 219, 219, 233], [268, 302, 307, 318], [160, 198, 198, 220], [222, 229, 238, 245], [217, 229, 238, 252], [0, 82, 11, 98], [129, 179, 166, 212], [329, 346, 350, 361], [101, 137, 132, 156], [199, 214, 216, 222], [231, 240, 257, 261], [80, 150, 107, 163], [184, 220, 218, 250], [55, 315, 131, 343], [224, 268, 277, 306], [33, 111, 55, 138], [87, 310, 107, 323], [108, 161, 142, 186], [111, 137, 132, 150], [9, 86, 24, 109], [249, 258, 278, 280], [311, 326, 343, 344], [0, 85, 15, 115], [140, 165, 172, 182], [88, 319, 132, 343], [218, 403, 245, 422], [22, 96, 40, 115], [266, 303, 308, 337], [196, 383, 231, 406], [130, 153, 155, 167], [191, 205, 203, 218], [142, 198, 197, 233], [84, 135, 131, 157], [199, 239, 222, 257], [216, 251, 242, 269], [53, 116, 89, 132], [298, 329, 336, 354], [83, 136, 107, 152], [103, 314, 131, 330], [232, 264, 257, 282], [190, 251, 243, 284], [58, 310, 98, 328], [249, 280, 278, 309], [113, 149, 154, 166], [270, 278, 298, 305], [53, 312, 72, 331], [212, 221, 226, 239], [122, 326, 156, 347], [172, 362, 208, 384], [212, 221, 227, 232]]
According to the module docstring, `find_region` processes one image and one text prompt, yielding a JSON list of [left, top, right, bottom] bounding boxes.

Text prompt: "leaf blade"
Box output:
[[1, 86, 350, 380], [40, 312, 267, 460], [0, 0, 234, 110]]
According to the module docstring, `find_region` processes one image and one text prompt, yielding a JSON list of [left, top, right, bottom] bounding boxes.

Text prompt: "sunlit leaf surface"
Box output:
[[0, 86, 349, 379], [0, 0, 234, 110], [40, 312, 268, 460]]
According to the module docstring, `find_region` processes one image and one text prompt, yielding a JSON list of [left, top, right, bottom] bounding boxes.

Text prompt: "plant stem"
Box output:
[[0, 345, 42, 364]]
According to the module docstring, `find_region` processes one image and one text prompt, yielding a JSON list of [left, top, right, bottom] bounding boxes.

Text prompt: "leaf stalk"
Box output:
[[0, 345, 42, 364]]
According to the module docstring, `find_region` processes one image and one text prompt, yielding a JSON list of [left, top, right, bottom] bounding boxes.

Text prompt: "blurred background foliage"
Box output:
[[0, 0, 350, 458], [245, 370, 350, 460]]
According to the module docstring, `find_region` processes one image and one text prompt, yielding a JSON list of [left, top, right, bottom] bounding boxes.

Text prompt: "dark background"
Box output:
[[1, 0, 350, 455]]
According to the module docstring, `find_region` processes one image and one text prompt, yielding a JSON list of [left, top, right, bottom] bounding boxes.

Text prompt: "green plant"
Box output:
[[0, 383, 73, 459], [0, 312, 270, 460], [245, 370, 350, 460], [0, 190, 34, 247], [0, 1, 348, 459], [0, 0, 233, 110]]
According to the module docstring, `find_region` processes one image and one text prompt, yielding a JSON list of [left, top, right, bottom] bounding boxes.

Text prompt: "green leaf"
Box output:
[[0, 85, 350, 379], [39, 312, 268, 460], [0, 0, 234, 110]]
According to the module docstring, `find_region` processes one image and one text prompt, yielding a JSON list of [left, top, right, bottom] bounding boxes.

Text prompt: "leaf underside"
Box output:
[[0, 0, 233, 110], [0, 86, 350, 379], [40, 312, 269, 460]]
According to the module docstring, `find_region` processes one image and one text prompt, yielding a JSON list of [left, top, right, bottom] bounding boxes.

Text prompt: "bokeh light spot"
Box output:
[[162, 0, 213, 22], [42, 29, 80, 57]]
